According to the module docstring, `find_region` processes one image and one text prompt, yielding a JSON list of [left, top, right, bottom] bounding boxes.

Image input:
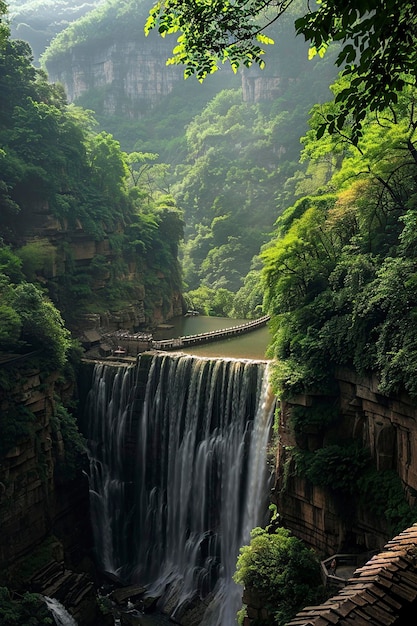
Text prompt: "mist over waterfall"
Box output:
[[85, 353, 274, 625]]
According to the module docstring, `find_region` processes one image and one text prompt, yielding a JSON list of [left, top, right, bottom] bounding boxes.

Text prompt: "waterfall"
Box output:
[[44, 597, 77, 626], [85, 353, 274, 625]]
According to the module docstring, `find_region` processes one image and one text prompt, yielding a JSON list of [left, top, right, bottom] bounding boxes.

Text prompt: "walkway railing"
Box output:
[[151, 315, 270, 351], [321, 552, 376, 588]]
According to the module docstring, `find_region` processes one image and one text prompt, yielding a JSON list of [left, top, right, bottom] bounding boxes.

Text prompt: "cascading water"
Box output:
[[85, 353, 274, 625], [44, 597, 77, 626]]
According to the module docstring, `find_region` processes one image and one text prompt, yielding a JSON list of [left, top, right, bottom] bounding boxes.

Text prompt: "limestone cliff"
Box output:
[[45, 30, 184, 116], [44, 21, 303, 116], [0, 357, 100, 624], [274, 367, 417, 556], [15, 197, 184, 337]]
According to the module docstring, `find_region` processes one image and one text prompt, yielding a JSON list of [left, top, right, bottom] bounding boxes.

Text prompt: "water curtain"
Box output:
[[85, 353, 274, 625]]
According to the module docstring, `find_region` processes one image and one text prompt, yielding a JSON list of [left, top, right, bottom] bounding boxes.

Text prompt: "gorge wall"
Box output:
[[15, 198, 183, 337], [45, 31, 185, 116], [0, 358, 100, 624], [44, 31, 293, 117], [274, 367, 417, 556]]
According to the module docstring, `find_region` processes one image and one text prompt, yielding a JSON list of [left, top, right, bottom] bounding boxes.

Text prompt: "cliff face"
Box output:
[[45, 29, 291, 116], [46, 32, 184, 116], [0, 365, 63, 567], [274, 367, 417, 556], [18, 198, 183, 335], [0, 359, 100, 623]]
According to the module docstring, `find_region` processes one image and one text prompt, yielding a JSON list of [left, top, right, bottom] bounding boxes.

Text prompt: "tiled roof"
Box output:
[[287, 525, 417, 626]]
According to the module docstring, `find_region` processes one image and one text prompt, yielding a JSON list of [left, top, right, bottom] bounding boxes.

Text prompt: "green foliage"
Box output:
[[0, 246, 23, 282], [263, 83, 417, 398], [37, 0, 337, 300], [16, 239, 56, 281], [0, 0, 9, 49], [41, 0, 150, 67], [177, 55, 336, 292], [0, 246, 71, 364], [295, 0, 417, 142], [290, 400, 339, 436], [234, 526, 324, 626], [0, 24, 184, 330], [0, 305, 22, 349], [145, 0, 288, 80], [52, 401, 86, 481], [186, 285, 234, 316], [230, 258, 265, 319], [148, 0, 417, 142], [358, 469, 417, 536], [0, 587, 52, 625], [292, 445, 417, 533], [12, 282, 71, 369], [294, 443, 370, 495], [9, 0, 101, 64]]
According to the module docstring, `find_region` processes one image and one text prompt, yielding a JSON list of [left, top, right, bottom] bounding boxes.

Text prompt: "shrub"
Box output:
[[0, 587, 52, 625], [294, 443, 370, 494], [234, 526, 324, 626], [358, 469, 417, 535]]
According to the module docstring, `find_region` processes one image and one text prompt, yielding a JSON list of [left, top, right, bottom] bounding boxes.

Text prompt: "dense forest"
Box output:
[[0, 6, 184, 361], [263, 80, 417, 399]]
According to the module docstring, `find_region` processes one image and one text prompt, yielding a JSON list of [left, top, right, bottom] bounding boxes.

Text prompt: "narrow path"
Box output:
[[150, 315, 270, 350]]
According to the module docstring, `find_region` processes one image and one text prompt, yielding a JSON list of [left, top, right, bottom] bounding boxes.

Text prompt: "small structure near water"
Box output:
[[86, 315, 271, 358]]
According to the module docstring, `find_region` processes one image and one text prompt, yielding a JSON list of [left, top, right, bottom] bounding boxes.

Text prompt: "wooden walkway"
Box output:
[[151, 315, 270, 351]]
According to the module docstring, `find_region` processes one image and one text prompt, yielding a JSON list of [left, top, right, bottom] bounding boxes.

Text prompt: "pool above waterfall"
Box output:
[[153, 315, 271, 359]]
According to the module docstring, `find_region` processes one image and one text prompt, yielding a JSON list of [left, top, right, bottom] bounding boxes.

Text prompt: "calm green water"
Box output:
[[154, 316, 271, 360]]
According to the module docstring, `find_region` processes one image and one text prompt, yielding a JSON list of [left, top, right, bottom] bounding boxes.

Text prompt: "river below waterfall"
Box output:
[[84, 352, 274, 626]]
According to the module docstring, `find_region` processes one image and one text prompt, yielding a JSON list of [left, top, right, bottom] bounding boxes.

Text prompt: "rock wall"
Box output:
[[46, 31, 184, 116], [45, 27, 293, 116], [0, 365, 64, 566], [274, 367, 417, 556], [0, 358, 100, 623], [16, 197, 183, 335], [0, 360, 89, 573]]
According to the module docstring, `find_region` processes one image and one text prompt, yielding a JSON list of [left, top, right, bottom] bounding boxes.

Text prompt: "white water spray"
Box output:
[[44, 597, 77, 626]]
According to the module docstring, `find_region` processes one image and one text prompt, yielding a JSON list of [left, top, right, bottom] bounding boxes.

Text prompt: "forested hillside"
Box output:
[[0, 11, 183, 364], [34, 0, 337, 314], [9, 0, 102, 64], [263, 78, 417, 399]]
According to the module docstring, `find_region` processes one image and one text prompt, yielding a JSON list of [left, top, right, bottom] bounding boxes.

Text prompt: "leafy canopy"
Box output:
[[262, 78, 417, 398], [146, 0, 417, 141], [0, 0, 8, 49], [145, 0, 281, 79]]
